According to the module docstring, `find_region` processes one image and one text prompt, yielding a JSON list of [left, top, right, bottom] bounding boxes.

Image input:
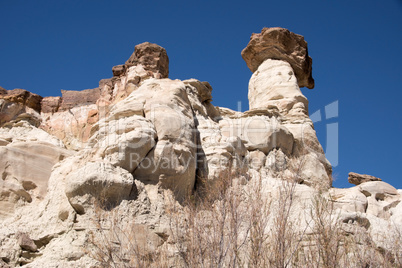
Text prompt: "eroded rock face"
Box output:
[[0, 88, 42, 111], [59, 88, 100, 111], [39, 43, 170, 150], [0, 31, 400, 267], [219, 116, 294, 155], [125, 42, 169, 78], [0, 89, 43, 127], [242, 27, 314, 89], [248, 59, 308, 112], [348, 172, 382, 185], [0, 139, 71, 220], [41, 96, 62, 114], [65, 162, 135, 214]]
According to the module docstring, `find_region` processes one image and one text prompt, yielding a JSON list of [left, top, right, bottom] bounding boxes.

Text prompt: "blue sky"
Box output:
[[1, 0, 401, 189]]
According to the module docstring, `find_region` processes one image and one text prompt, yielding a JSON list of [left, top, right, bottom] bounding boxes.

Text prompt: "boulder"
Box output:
[[293, 153, 331, 188], [112, 64, 126, 76], [17, 232, 37, 252], [241, 27, 314, 89], [65, 162, 135, 214], [125, 42, 169, 78], [265, 148, 288, 174], [348, 172, 382, 185]]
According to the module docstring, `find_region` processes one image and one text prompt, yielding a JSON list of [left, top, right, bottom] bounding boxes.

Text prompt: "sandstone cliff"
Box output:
[[0, 28, 401, 267]]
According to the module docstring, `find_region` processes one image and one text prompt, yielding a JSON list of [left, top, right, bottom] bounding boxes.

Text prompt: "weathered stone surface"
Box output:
[[348, 172, 382, 185], [125, 42, 169, 78], [242, 27, 314, 89], [41, 104, 99, 149], [0, 141, 71, 219], [0, 34, 400, 268], [59, 88, 100, 111], [183, 79, 213, 102], [330, 187, 368, 213], [131, 79, 197, 200], [0, 88, 43, 111], [0, 86, 7, 95], [358, 181, 400, 219], [247, 150, 266, 171], [0, 123, 65, 147], [112, 64, 126, 76], [248, 59, 308, 112], [265, 148, 288, 174], [0, 89, 43, 127], [0, 259, 10, 268], [17, 232, 37, 252], [41, 96, 61, 114], [91, 114, 157, 173], [65, 162, 135, 214], [219, 116, 294, 155]]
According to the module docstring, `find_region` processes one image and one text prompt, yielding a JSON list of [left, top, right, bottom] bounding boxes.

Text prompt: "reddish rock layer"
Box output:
[[241, 27, 314, 89]]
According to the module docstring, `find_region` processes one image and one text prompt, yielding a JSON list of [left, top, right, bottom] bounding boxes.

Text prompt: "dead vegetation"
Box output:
[[87, 162, 402, 268]]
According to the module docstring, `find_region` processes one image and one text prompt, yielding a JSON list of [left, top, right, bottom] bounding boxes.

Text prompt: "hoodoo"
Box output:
[[0, 28, 401, 267]]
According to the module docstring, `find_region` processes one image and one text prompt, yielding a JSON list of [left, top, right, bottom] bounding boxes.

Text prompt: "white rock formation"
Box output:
[[0, 29, 400, 267], [248, 59, 308, 112]]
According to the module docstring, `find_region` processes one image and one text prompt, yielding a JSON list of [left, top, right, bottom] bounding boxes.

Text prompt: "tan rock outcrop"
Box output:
[[112, 64, 126, 76], [59, 88, 100, 111], [0, 89, 43, 127], [0, 141, 71, 219], [242, 27, 314, 89], [41, 96, 62, 114], [0, 88, 42, 111], [65, 162, 136, 214], [348, 172, 382, 185], [125, 42, 169, 78], [39, 44, 170, 150]]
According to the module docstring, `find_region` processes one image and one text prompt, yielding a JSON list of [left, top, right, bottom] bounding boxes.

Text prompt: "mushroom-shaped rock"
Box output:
[[125, 42, 169, 78], [241, 27, 314, 89]]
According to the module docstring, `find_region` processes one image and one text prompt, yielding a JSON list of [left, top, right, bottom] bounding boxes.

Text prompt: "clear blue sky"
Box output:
[[1, 0, 401, 189]]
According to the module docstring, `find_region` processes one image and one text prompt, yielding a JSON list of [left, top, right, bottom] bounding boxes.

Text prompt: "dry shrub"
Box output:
[[169, 167, 251, 267], [86, 163, 402, 267], [86, 201, 169, 268]]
